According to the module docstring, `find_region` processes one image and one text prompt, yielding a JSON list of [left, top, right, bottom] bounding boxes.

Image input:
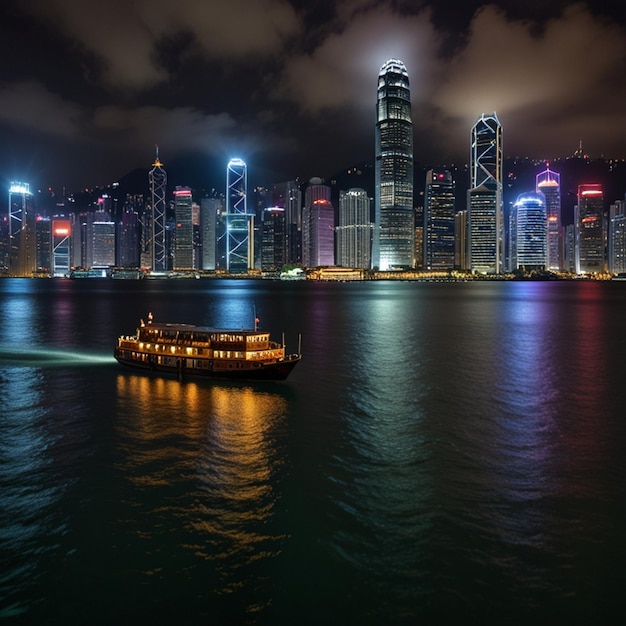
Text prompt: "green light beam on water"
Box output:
[[0, 346, 116, 368]]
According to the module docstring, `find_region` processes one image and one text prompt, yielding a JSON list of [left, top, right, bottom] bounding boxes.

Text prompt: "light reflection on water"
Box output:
[[113, 374, 290, 613]]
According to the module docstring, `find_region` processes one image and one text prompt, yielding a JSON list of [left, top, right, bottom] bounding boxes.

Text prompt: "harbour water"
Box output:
[[1, 278, 625, 624]]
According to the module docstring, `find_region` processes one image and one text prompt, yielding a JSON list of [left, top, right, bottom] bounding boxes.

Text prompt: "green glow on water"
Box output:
[[0, 346, 115, 367]]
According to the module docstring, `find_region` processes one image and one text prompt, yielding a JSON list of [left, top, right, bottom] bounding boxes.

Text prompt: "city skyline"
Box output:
[[1, 1, 626, 192]]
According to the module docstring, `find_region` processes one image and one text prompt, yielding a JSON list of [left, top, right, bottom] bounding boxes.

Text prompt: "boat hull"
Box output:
[[114, 347, 300, 381]]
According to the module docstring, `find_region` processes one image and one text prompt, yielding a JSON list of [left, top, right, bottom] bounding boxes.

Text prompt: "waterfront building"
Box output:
[[7, 182, 36, 277], [92, 220, 116, 267], [423, 169, 455, 270], [226, 158, 254, 273], [609, 199, 626, 274], [200, 194, 222, 271], [514, 191, 547, 270], [272, 180, 302, 264], [374, 59, 414, 270], [35, 217, 52, 276], [454, 210, 468, 270], [563, 224, 576, 273], [536, 166, 561, 270], [261, 207, 286, 272], [52, 219, 72, 277], [468, 113, 503, 274], [575, 184, 605, 274], [302, 178, 334, 267], [173, 187, 194, 270], [117, 205, 140, 268], [336, 188, 372, 269], [149, 147, 168, 272]]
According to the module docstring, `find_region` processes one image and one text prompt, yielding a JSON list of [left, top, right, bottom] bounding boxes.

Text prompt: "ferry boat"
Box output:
[[114, 313, 301, 380]]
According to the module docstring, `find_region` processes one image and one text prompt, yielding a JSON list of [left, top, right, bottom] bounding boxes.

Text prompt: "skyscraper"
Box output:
[[423, 169, 455, 270], [173, 187, 194, 270], [261, 207, 286, 272], [609, 200, 626, 275], [514, 191, 547, 270], [536, 166, 561, 270], [575, 184, 605, 274], [336, 188, 372, 269], [374, 59, 414, 270], [302, 178, 334, 267], [226, 158, 253, 273], [148, 147, 167, 272], [8, 182, 36, 277], [468, 112, 503, 274]]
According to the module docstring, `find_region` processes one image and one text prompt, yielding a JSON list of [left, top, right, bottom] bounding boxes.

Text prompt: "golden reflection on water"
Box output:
[[114, 374, 290, 599]]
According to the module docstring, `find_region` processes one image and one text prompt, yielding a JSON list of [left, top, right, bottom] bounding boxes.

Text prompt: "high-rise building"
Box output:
[[92, 220, 116, 267], [336, 188, 372, 269], [226, 158, 254, 273], [374, 59, 414, 270], [575, 184, 605, 274], [149, 147, 167, 272], [423, 169, 455, 270], [302, 178, 334, 267], [200, 194, 222, 271], [261, 207, 286, 272], [52, 219, 72, 277], [8, 182, 36, 277], [455, 210, 468, 270], [514, 191, 547, 270], [608, 199, 626, 275], [117, 206, 140, 268], [173, 187, 194, 270], [35, 217, 52, 276], [272, 180, 302, 264], [536, 166, 561, 271], [468, 113, 503, 274]]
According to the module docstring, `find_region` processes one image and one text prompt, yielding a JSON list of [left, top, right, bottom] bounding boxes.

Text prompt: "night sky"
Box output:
[[1, 0, 625, 192]]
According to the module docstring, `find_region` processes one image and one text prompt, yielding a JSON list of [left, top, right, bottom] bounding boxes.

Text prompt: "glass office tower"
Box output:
[[226, 158, 253, 273], [423, 169, 455, 270], [576, 184, 605, 274], [468, 113, 503, 274], [374, 59, 414, 270], [514, 191, 547, 270], [536, 166, 561, 271]]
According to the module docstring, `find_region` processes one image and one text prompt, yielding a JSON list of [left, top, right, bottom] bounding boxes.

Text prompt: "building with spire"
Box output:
[[467, 112, 503, 274], [147, 147, 167, 272], [374, 59, 414, 270]]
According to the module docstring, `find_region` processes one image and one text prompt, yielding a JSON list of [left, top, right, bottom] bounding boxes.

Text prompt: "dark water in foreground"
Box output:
[[1, 278, 625, 625]]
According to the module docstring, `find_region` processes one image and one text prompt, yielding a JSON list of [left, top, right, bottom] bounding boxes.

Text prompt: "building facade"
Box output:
[[575, 184, 605, 274], [173, 187, 194, 270], [149, 147, 168, 272], [536, 166, 561, 271], [226, 158, 254, 273], [468, 113, 503, 274], [336, 188, 372, 269], [608, 199, 626, 275], [302, 178, 334, 267], [374, 59, 414, 270], [423, 169, 455, 270], [514, 191, 547, 270]]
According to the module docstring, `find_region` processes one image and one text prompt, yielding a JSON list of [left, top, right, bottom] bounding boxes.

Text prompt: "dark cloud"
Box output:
[[1, 1, 625, 190]]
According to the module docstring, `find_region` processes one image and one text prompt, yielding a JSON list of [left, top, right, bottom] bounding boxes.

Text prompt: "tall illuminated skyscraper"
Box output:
[[575, 184, 605, 274], [8, 182, 36, 277], [536, 166, 561, 270], [226, 158, 253, 273], [336, 188, 372, 269], [423, 169, 455, 270], [148, 147, 167, 272], [468, 112, 503, 274], [374, 59, 414, 270], [609, 200, 626, 275], [173, 187, 194, 270], [514, 191, 547, 270], [302, 178, 334, 267]]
